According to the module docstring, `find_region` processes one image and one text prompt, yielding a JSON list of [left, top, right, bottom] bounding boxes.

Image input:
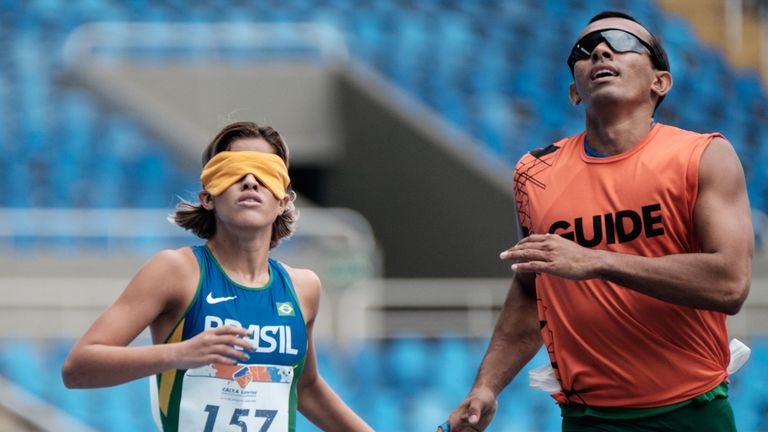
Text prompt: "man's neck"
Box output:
[[584, 110, 656, 156]]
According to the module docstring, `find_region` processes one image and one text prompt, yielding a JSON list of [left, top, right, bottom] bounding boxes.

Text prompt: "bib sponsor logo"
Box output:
[[233, 366, 253, 389], [205, 316, 299, 355], [547, 203, 664, 248]]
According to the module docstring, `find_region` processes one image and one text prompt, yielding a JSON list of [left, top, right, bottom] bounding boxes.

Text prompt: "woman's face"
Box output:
[[202, 137, 288, 233]]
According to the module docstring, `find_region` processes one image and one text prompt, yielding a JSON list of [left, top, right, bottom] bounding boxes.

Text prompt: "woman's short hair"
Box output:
[[172, 121, 297, 249]]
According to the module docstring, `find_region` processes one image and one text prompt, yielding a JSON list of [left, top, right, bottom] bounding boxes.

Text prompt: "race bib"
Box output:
[[178, 363, 294, 432]]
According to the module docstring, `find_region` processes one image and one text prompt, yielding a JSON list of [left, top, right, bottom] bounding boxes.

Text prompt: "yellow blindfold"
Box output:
[[200, 151, 290, 199]]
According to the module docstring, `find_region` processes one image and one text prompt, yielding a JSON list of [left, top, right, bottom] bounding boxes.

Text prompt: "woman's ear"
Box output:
[[278, 194, 290, 215], [199, 191, 214, 210]]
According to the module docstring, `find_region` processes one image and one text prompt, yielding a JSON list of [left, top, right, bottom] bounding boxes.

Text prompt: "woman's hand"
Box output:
[[171, 325, 253, 369]]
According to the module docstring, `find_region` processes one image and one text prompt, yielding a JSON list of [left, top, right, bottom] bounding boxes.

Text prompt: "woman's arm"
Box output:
[[287, 267, 373, 432], [61, 248, 252, 388], [501, 137, 753, 314]]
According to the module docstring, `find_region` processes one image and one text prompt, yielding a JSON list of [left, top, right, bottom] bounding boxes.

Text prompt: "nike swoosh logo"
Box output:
[[206, 293, 238, 304]]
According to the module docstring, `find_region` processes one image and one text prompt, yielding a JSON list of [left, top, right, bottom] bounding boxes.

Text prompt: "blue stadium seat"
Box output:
[[365, 388, 404, 431], [406, 389, 450, 431], [0, 339, 46, 395], [429, 335, 478, 403], [384, 335, 430, 389], [347, 339, 385, 388]]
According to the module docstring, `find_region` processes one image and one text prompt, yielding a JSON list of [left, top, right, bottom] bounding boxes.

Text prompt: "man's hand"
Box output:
[[439, 387, 497, 432], [500, 233, 601, 280]]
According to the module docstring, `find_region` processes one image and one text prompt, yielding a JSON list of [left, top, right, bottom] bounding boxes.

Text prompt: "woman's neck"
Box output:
[[206, 228, 272, 286]]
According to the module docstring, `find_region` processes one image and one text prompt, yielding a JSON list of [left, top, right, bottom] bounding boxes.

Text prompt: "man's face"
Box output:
[[569, 18, 661, 110]]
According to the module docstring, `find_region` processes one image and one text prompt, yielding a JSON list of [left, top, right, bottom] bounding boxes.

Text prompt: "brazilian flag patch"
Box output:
[[276, 302, 295, 316]]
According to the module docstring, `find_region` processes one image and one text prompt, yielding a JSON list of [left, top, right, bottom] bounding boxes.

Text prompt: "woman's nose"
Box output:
[[240, 173, 260, 189]]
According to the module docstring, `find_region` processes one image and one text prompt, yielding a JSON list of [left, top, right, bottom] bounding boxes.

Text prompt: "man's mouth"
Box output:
[[591, 66, 618, 80]]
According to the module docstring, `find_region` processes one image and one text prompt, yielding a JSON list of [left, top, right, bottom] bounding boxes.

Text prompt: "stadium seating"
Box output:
[[1, 336, 766, 431], [1, 0, 767, 217]]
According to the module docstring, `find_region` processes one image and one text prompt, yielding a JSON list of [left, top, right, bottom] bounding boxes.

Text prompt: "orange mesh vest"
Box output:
[[513, 123, 730, 408]]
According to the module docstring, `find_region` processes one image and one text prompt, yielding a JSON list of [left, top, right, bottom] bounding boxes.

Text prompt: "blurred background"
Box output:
[[1, 0, 768, 430]]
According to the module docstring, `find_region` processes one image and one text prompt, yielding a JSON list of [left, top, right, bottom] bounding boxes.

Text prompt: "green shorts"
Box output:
[[561, 396, 736, 432]]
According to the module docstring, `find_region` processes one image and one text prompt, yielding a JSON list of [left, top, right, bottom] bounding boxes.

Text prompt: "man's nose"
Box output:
[[591, 42, 614, 63]]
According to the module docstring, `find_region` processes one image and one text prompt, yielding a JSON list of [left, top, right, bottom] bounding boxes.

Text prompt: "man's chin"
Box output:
[[585, 91, 628, 108]]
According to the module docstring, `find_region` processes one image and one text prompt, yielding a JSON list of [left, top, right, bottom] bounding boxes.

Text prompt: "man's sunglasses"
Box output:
[[567, 28, 661, 74]]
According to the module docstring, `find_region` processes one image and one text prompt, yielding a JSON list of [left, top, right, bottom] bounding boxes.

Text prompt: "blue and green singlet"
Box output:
[[151, 245, 308, 432]]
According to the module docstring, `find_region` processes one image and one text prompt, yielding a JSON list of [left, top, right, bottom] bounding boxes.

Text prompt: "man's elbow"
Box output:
[[721, 279, 750, 315]]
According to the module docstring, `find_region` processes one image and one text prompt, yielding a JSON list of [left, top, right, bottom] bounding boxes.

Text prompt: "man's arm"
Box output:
[[444, 272, 542, 431], [502, 137, 753, 314]]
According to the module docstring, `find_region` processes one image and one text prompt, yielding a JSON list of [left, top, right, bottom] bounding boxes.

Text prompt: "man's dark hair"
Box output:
[[587, 10, 671, 110]]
